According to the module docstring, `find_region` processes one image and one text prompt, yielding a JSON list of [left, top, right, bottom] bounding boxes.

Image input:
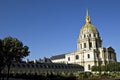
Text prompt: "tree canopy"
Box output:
[[0, 36, 30, 75], [2, 37, 29, 63]]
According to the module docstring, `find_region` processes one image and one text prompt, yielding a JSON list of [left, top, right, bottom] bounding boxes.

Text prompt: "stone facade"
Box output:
[[51, 10, 117, 71]]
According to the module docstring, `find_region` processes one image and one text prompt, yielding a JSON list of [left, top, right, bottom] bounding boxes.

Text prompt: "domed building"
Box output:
[[51, 10, 117, 71]]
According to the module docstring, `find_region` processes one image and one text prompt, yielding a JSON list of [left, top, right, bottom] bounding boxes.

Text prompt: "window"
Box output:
[[94, 34, 96, 37], [97, 53, 99, 58], [98, 33, 99, 37], [84, 43, 86, 48], [109, 52, 112, 59], [96, 42, 98, 48], [89, 34, 91, 37], [87, 54, 90, 58], [88, 64, 91, 70], [76, 55, 79, 60], [80, 44, 82, 49], [68, 57, 70, 61], [89, 42, 92, 48], [84, 34, 86, 38]]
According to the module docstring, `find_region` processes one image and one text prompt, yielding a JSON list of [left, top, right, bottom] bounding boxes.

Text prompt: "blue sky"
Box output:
[[0, 0, 120, 61]]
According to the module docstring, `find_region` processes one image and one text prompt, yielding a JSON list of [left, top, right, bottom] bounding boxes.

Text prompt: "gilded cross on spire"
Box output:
[[86, 9, 91, 24]]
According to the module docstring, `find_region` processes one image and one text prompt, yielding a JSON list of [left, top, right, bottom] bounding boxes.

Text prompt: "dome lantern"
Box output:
[[86, 9, 91, 24]]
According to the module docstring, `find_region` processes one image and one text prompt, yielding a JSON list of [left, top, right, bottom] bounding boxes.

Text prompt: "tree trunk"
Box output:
[[0, 69, 4, 80], [0, 70, 1, 80], [0, 68, 5, 80], [7, 64, 11, 80]]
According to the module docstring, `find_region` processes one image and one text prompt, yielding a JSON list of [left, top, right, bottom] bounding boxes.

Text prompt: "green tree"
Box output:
[[92, 62, 120, 72], [106, 62, 120, 71], [91, 66, 100, 71], [0, 36, 30, 80], [0, 39, 5, 78]]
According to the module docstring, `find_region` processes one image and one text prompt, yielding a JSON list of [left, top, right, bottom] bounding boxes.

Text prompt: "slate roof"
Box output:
[[10, 61, 84, 71], [50, 54, 65, 60]]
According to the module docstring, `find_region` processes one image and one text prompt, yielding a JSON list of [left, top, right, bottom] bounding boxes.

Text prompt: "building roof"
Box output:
[[50, 54, 65, 60], [10, 61, 84, 71]]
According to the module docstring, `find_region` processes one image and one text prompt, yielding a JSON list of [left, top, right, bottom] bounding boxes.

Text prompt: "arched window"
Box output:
[[109, 52, 112, 59], [88, 64, 91, 70], [84, 34, 86, 38], [96, 42, 98, 48], [84, 43, 86, 48], [76, 55, 79, 60], [68, 57, 70, 61], [89, 34, 91, 37], [89, 42, 92, 48], [98, 33, 99, 37], [87, 54, 90, 58], [94, 34, 96, 37]]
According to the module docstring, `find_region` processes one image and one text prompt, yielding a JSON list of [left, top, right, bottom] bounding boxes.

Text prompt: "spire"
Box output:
[[86, 9, 89, 16], [86, 9, 91, 24]]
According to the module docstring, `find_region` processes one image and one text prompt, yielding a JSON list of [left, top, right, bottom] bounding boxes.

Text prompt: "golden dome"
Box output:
[[80, 10, 99, 34], [80, 23, 98, 34]]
